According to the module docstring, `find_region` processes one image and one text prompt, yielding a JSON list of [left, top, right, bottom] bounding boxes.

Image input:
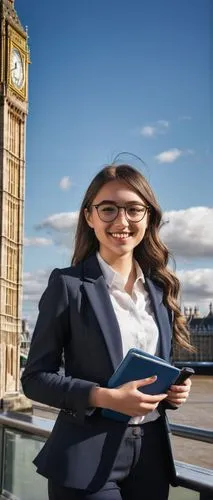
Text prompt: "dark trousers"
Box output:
[[48, 418, 170, 500]]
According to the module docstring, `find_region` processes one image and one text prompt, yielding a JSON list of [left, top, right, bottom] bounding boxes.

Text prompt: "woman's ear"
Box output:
[[84, 208, 94, 229]]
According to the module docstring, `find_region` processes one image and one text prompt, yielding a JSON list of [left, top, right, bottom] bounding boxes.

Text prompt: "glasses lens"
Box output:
[[126, 205, 147, 221], [97, 204, 118, 221]]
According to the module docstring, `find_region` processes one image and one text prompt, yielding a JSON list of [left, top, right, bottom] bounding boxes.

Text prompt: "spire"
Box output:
[[0, 0, 25, 35], [208, 302, 213, 317], [194, 305, 200, 318]]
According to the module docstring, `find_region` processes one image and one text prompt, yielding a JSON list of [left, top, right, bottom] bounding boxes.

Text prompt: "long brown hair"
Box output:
[[72, 163, 194, 351]]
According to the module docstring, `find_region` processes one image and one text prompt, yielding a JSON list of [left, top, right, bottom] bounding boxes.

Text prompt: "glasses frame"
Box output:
[[90, 202, 149, 223]]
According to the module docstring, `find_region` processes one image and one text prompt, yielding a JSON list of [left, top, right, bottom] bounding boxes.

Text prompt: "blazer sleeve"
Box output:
[[21, 269, 98, 423]]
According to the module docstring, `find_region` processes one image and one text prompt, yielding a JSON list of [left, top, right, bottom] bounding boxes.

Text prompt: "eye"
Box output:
[[128, 206, 145, 214], [100, 205, 116, 213]]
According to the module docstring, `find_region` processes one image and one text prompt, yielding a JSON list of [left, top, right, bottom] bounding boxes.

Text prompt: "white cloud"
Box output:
[[24, 205, 213, 329], [157, 120, 169, 128], [23, 269, 52, 332], [140, 120, 169, 138], [36, 212, 78, 232], [22, 266, 213, 334], [155, 148, 194, 163], [59, 176, 72, 191], [35, 212, 78, 254], [34, 207, 213, 260], [24, 237, 53, 247], [178, 269, 213, 299], [185, 149, 194, 155], [160, 206, 213, 258], [155, 148, 183, 163], [177, 268, 213, 314], [23, 269, 50, 302], [178, 115, 192, 121], [141, 126, 156, 137]]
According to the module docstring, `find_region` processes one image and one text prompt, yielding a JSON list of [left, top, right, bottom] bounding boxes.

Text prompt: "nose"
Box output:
[[114, 208, 129, 225]]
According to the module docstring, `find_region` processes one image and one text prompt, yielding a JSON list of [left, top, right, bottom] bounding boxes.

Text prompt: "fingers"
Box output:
[[183, 378, 192, 387], [134, 377, 167, 402], [167, 395, 187, 405], [131, 401, 160, 416], [167, 383, 190, 406], [140, 392, 168, 403], [134, 375, 157, 388], [168, 384, 190, 393], [140, 401, 158, 412]]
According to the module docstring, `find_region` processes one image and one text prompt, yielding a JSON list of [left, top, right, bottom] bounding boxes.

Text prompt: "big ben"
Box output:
[[0, 0, 29, 405]]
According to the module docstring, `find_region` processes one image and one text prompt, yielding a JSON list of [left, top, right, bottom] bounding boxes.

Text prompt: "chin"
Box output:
[[108, 245, 133, 257]]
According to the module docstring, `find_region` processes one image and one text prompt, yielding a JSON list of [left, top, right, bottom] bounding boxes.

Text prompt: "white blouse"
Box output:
[[97, 252, 160, 424]]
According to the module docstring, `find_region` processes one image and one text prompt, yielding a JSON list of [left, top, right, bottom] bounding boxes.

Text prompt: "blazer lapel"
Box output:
[[81, 255, 172, 369], [145, 278, 172, 361], [82, 256, 123, 371]]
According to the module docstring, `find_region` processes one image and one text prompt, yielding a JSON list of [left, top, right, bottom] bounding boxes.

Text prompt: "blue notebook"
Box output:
[[102, 348, 180, 422]]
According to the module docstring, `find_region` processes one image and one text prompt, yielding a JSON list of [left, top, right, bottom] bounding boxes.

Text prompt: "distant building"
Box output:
[[20, 320, 30, 368], [174, 303, 213, 362], [20, 319, 30, 350]]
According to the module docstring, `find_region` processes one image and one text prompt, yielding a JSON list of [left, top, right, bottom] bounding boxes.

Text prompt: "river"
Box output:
[[168, 375, 213, 469]]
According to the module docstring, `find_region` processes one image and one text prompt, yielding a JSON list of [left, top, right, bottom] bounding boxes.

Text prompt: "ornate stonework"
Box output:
[[0, 0, 30, 406], [0, 0, 24, 33]]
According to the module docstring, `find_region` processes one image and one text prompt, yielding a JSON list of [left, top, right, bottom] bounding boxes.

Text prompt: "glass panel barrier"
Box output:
[[169, 487, 199, 499], [0, 427, 201, 500], [0, 428, 201, 500], [0, 414, 212, 500], [1, 429, 48, 500]]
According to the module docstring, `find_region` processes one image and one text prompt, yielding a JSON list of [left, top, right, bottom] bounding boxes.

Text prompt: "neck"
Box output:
[[99, 250, 134, 279]]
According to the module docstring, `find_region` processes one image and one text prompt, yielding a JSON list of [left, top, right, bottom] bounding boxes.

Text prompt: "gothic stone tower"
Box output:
[[0, 0, 29, 404]]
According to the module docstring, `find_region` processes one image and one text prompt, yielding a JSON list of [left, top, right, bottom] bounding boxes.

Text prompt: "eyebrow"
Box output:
[[95, 200, 146, 205]]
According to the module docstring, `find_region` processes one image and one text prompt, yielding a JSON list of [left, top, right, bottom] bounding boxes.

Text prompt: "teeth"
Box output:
[[110, 233, 131, 239]]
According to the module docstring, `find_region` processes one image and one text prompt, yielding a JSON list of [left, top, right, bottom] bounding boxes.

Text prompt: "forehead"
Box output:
[[93, 180, 144, 204]]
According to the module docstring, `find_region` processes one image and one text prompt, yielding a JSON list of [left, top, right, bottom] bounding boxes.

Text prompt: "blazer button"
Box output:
[[62, 409, 77, 417], [132, 427, 141, 436], [63, 409, 73, 415]]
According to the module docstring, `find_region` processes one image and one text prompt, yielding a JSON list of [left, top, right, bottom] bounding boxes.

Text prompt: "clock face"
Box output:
[[11, 47, 24, 89]]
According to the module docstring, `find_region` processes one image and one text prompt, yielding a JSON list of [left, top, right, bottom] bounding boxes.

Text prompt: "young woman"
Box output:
[[22, 163, 193, 500]]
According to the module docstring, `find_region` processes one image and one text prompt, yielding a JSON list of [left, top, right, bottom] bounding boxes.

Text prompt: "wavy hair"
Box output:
[[72, 163, 194, 351]]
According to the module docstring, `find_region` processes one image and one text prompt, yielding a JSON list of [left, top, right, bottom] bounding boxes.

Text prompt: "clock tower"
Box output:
[[0, 0, 29, 406]]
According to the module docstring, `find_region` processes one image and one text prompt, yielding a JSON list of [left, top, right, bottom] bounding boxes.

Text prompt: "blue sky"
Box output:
[[15, 0, 212, 327]]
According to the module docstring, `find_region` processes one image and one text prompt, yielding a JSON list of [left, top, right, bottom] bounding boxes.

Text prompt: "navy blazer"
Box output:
[[21, 254, 177, 491]]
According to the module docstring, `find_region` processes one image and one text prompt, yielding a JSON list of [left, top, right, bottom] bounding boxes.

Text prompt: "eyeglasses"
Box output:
[[90, 202, 149, 223]]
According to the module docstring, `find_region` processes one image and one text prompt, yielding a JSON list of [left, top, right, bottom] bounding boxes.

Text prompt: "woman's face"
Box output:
[[85, 180, 149, 262]]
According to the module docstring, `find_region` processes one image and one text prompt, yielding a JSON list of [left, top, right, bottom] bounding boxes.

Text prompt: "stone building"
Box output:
[[20, 319, 30, 356], [0, 0, 29, 407], [173, 303, 213, 362]]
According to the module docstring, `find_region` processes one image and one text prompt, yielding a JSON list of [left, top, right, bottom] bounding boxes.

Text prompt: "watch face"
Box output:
[[11, 47, 24, 89]]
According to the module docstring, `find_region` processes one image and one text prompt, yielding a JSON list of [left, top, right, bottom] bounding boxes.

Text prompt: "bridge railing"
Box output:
[[170, 423, 213, 443], [0, 412, 212, 500]]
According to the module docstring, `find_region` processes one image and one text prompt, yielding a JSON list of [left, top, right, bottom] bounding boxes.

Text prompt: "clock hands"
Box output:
[[11, 62, 17, 72]]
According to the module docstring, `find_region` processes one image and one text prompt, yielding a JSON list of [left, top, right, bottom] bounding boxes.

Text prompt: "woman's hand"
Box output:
[[166, 377, 192, 407], [90, 376, 168, 417]]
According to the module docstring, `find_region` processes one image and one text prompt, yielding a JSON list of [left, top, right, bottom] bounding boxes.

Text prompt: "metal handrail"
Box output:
[[0, 411, 213, 497], [0, 411, 53, 438], [170, 423, 213, 443], [1, 412, 212, 444]]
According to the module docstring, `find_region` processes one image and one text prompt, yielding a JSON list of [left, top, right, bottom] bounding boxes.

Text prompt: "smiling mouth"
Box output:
[[108, 232, 133, 239]]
